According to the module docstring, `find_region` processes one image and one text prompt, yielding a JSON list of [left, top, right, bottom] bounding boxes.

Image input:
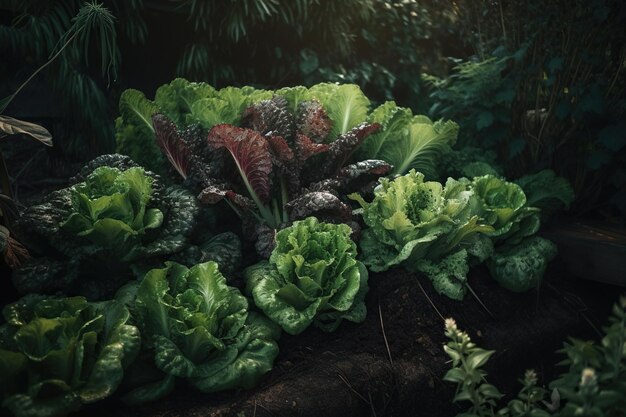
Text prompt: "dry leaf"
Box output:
[[0, 115, 53, 146]]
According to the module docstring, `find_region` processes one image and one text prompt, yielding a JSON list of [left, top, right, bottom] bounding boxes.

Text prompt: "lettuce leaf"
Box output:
[[515, 169, 575, 219], [306, 83, 370, 140], [382, 115, 458, 177], [487, 236, 557, 292], [154, 78, 217, 127], [355, 101, 458, 177], [115, 89, 164, 175]]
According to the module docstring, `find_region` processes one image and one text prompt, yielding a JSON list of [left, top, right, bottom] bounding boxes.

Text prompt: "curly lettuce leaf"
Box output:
[[415, 249, 470, 300], [349, 171, 468, 272], [469, 174, 541, 246], [189, 86, 272, 130], [275, 86, 309, 114], [356, 101, 413, 162], [60, 166, 163, 261], [154, 78, 217, 127], [12, 156, 203, 298]]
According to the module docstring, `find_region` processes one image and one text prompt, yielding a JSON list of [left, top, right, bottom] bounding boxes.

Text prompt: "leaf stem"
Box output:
[[233, 158, 276, 227], [280, 176, 289, 223]]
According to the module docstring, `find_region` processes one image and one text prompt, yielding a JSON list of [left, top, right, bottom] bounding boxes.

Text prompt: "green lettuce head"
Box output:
[[61, 166, 164, 260], [120, 261, 280, 405], [12, 154, 242, 300], [0, 296, 140, 417], [244, 217, 369, 335], [349, 170, 491, 273], [471, 175, 540, 242]]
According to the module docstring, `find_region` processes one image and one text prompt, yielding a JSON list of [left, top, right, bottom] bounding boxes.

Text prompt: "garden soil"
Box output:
[[84, 260, 618, 417]]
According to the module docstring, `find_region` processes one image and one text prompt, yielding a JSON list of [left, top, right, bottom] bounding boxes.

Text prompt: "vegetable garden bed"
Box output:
[[1, 77, 623, 417], [75, 265, 614, 417]]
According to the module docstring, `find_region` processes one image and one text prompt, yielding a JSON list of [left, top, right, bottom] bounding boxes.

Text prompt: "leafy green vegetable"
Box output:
[[487, 236, 557, 292], [115, 89, 165, 175], [515, 170, 575, 219], [115, 78, 272, 175], [414, 249, 470, 301], [60, 166, 163, 260], [349, 170, 491, 274], [153, 78, 217, 127], [0, 296, 140, 417], [356, 101, 459, 177], [117, 80, 456, 184], [12, 154, 241, 299], [244, 217, 369, 335], [120, 261, 280, 404], [305, 83, 370, 140], [351, 170, 559, 299], [471, 175, 540, 241]]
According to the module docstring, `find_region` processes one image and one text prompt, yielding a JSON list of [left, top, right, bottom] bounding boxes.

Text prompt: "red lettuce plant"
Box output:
[[152, 96, 391, 257]]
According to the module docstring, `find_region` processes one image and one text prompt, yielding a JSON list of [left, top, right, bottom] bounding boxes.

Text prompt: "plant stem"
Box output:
[[1, 30, 80, 113], [271, 198, 281, 226], [0, 151, 12, 199]]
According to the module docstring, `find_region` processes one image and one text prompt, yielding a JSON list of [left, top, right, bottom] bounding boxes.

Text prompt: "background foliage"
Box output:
[[425, 0, 626, 219], [0, 0, 624, 219]]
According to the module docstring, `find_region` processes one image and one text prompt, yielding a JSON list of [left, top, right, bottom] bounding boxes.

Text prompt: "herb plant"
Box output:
[[244, 217, 369, 335], [443, 295, 626, 416]]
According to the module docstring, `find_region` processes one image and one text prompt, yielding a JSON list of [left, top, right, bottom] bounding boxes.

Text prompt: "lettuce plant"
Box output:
[[351, 170, 558, 299], [153, 94, 391, 257], [0, 295, 140, 417], [12, 154, 240, 299], [60, 166, 164, 259], [244, 217, 369, 335], [350, 171, 492, 266], [471, 175, 541, 244], [116, 80, 455, 216], [487, 236, 557, 292], [118, 261, 280, 404]]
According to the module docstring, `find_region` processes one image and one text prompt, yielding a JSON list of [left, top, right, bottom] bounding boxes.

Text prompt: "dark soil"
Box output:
[[82, 261, 618, 417]]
